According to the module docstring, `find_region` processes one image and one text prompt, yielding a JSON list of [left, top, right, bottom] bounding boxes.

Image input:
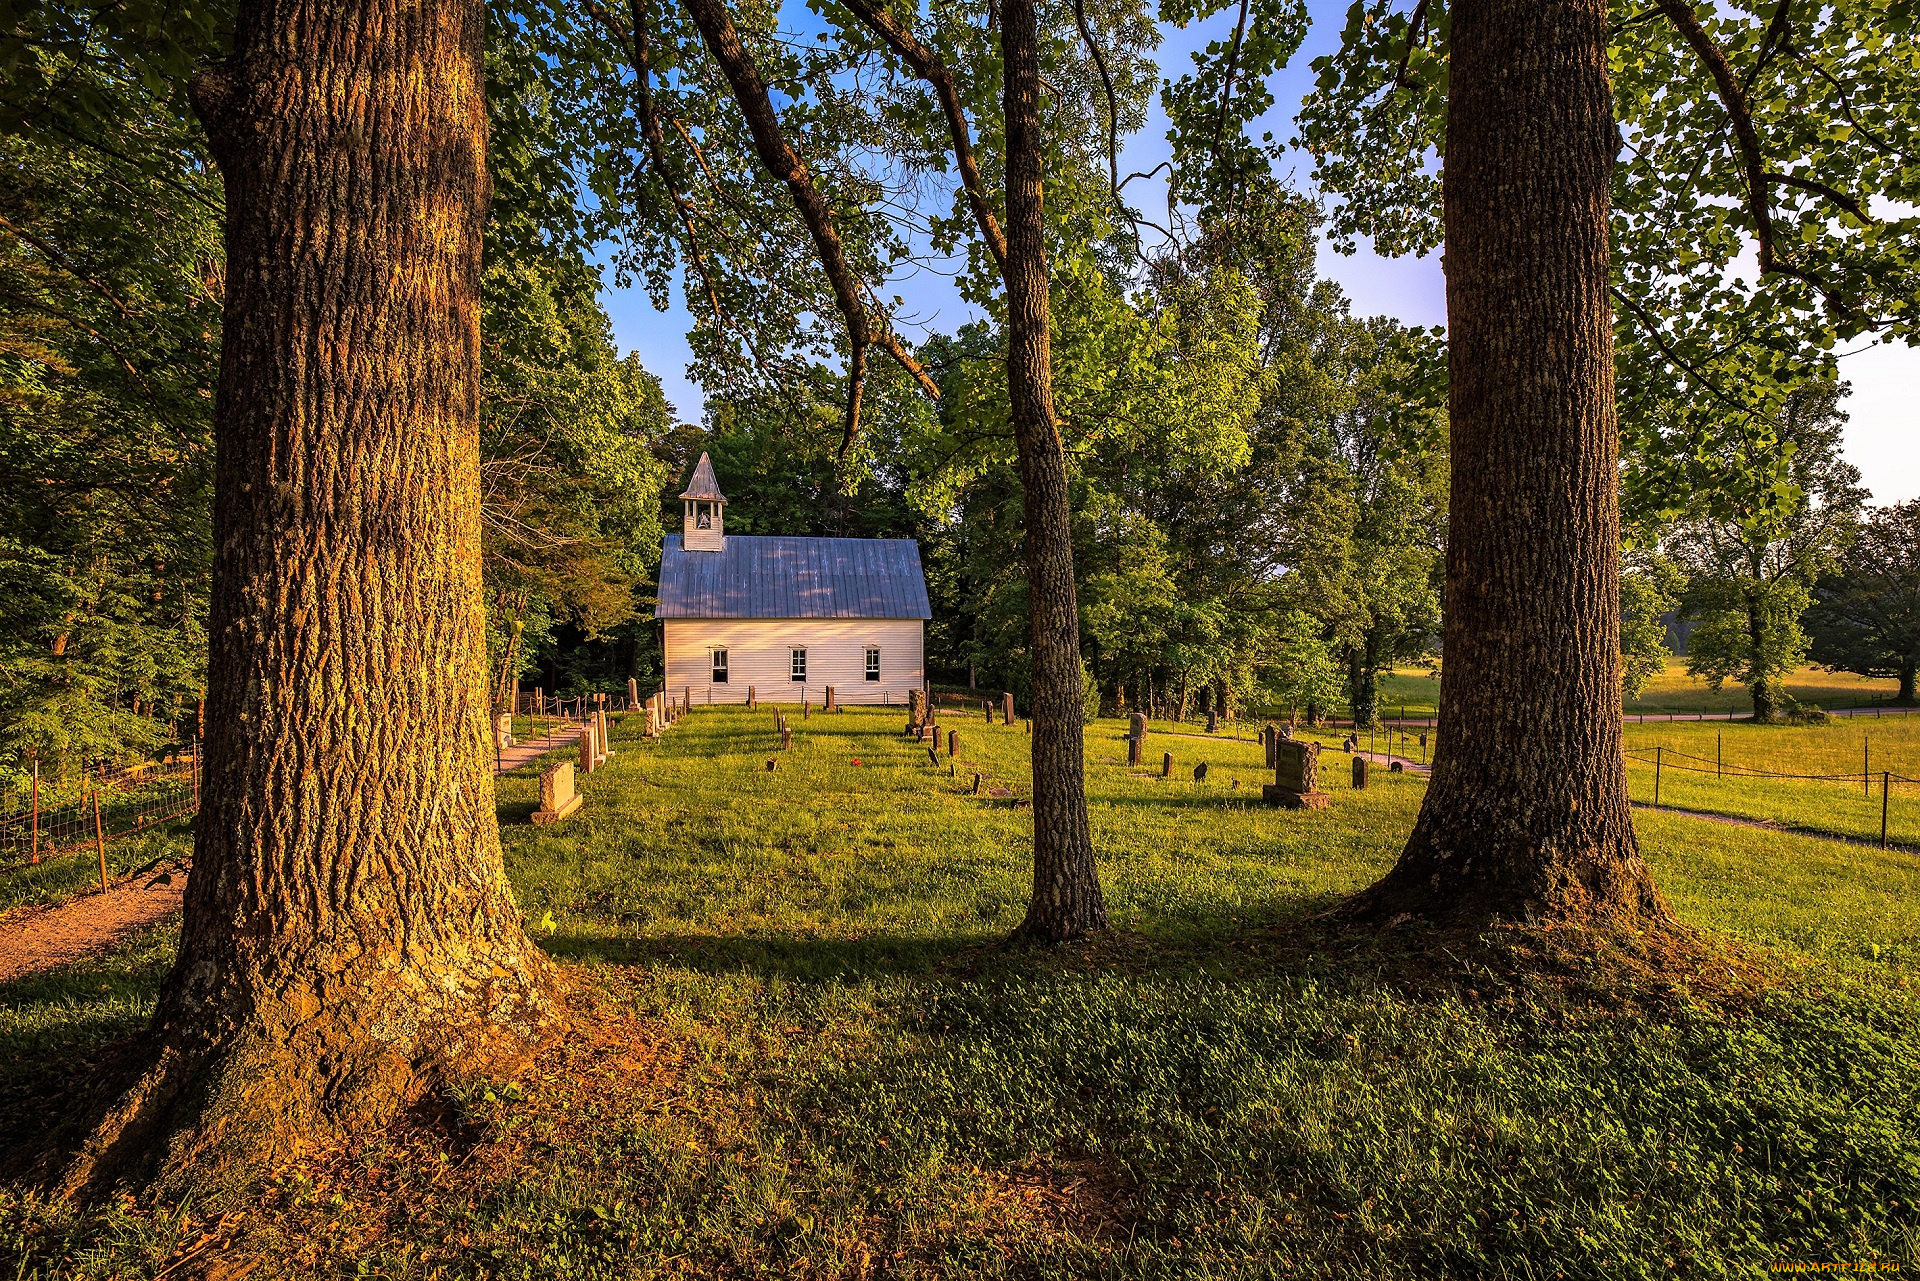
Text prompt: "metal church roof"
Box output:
[[679, 452, 727, 500], [656, 534, 932, 619]]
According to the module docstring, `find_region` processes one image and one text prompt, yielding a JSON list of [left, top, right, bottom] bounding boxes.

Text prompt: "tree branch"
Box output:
[[1766, 171, 1872, 223], [1655, 0, 1860, 318], [1212, 0, 1252, 156], [1391, 0, 1430, 92], [834, 0, 1009, 270]]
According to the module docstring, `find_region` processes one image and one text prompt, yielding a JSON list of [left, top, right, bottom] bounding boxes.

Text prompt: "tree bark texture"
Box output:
[[1003, 0, 1106, 942], [1350, 0, 1666, 927], [60, 0, 552, 1195]]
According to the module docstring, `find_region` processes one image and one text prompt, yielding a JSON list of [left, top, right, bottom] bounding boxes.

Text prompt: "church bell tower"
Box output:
[[681, 451, 727, 552]]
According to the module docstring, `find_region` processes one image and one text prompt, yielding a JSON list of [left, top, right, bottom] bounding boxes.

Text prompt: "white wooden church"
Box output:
[[656, 453, 931, 704]]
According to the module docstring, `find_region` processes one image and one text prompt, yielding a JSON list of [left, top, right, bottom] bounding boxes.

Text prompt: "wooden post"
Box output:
[[1654, 745, 1662, 807], [749, 685, 756, 709], [1882, 771, 1890, 849], [92, 790, 108, 892], [30, 760, 39, 863], [972, 773, 981, 795], [804, 697, 810, 720], [1717, 731, 1722, 779], [782, 725, 792, 751], [1864, 734, 1870, 798]]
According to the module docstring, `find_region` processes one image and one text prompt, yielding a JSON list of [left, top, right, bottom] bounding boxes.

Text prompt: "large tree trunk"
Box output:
[[1347, 0, 1665, 928], [58, 0, 552, 1196], [1003, 0, 1106, 942], [1899, 662, 1915, 706]]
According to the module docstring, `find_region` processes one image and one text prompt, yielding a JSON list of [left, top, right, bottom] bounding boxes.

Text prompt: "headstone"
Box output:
[[1279, 723, 1293, 741], [766, 757, 777, 772], [597, 709, 612, 759], [907, 688, 929, 735], [579, 723, 596, 775], [971, 773, 981, 795], [627, 677, 639, 711], [1193, 762, 1208, 783], [531, 761, 582, 825], [1206, 709, 1218, 734], [1390, 760, 1405, 773], [1162, 751, 1173, 778], [1352, 756, 1369, 790], [826, 685, 837, 711], [749, 685, 756, 709], [782, 725, 792, 751], [947, 728, 958, 757], [1263, 739, 1330, 809], [1002, 692, 1015, 724], [495, 712, 514, 752], [926, 746, 939, 766], [984, 700, 993, 723], [804, 698, 810, 720], [1418, 732, 1428, 747], [1265, 723, 1280, 768], [1344, 734, 1358, 753]]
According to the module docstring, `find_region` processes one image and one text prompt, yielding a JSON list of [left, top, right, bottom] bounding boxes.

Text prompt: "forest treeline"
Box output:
[[3, 0, 1916, 793]]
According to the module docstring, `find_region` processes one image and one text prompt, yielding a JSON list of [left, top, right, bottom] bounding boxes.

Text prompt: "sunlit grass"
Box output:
[[3, 705, 1916, 1277]]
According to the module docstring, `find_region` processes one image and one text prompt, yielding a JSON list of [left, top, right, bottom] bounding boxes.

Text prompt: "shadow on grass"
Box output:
[[539, 929, 994, 980]]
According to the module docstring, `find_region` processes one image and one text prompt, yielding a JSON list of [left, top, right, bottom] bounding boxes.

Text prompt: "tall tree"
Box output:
[[1286, 0, 1916, 926], [1669, 381, 1865, 719], [997, 0, 1105, 938], [1339, 0, 1664, 924], [1808, 500, 1920, 705], [62, 0, 552, 1192]]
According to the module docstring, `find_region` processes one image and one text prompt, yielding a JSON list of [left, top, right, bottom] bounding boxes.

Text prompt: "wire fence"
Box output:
[[0, 747, 201, 875], [1623, 741, 1919, 849]]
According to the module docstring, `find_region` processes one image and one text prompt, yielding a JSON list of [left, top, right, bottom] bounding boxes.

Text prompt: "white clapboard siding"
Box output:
[[663, 618, 924, 705]]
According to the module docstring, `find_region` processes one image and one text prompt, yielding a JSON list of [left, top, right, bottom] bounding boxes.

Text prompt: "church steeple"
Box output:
[[681, 452, 727, 552]]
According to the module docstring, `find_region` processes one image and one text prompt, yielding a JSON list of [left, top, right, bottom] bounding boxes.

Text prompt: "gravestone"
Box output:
[[826, 685, 837, 711], [782, 725, 792, 751], [1344, 734, 1359, 753], [1279, 723, 1293, 741], [971, 773, 981, 795], [984, 700, 993, 723], [1264, 724, 1281, 769], [1263, 739, 1330, 809], [1352, 756, 1369, 790], [579, 723, 596, 776], [1002, 692, 1015, 724], [531, 761, 583, 825], [804, 698, 810, 720], [948, 728, 958, 757], [1127, 712, 1147, 767], [1193, 762, 1208, 783], [597, 709, 612, 759], [1390, 760, 1404, 773], [926, 746, 940, 766], [627, 677, 639, 711], [495, 712, 514, 753], [1206, 709, 1218, 734], [907, 689, 930, 737], [1162, 751, 1173, 778]]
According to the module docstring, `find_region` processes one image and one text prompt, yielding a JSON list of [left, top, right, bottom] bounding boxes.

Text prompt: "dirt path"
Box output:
[[0, 867, 186, 985], [494, 722, 585, 774]]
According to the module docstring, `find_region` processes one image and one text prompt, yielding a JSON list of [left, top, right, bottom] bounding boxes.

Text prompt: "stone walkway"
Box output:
[[0, 867, 186, 985]]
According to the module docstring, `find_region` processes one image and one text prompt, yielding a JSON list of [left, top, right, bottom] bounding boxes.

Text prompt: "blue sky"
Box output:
[[597, 0, 1917, 503]]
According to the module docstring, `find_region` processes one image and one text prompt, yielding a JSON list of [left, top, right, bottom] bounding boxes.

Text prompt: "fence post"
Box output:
[[92, 791, 108, 892], [1716, 731, 1721, 779], [1864, 734, 1870, 799], [1654, 746, 1663, 808], [1882, 772, 1890, 850], [30, 760, 40, 863]]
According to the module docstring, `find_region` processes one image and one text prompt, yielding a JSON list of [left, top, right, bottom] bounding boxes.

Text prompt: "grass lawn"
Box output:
[[3, 706, 1918, 1277]]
